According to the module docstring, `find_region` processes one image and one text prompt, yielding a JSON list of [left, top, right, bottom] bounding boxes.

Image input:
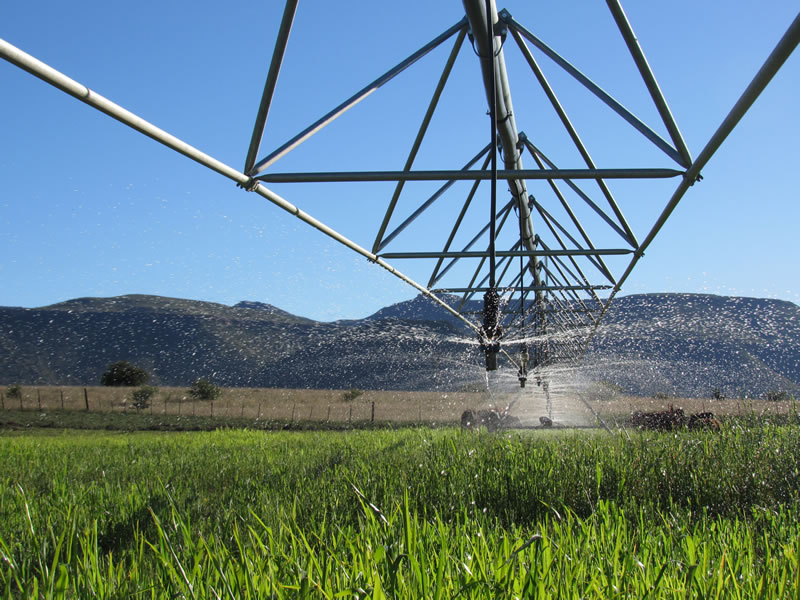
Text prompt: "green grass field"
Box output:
[[1, 426, 798, 598]]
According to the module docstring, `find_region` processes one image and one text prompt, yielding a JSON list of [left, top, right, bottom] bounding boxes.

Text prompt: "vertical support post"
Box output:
[[84, 387, 89, 412], [486, 0, 497, 289], [37, 389, 41, 411], [60, 390, 64, 410], [371, 401, 375, 424]]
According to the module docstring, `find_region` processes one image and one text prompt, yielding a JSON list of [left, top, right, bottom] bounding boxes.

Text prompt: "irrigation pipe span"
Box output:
[[0, 37, 481, 335]]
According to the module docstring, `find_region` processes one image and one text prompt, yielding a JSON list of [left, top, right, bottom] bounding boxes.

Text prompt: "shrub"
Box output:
[[6, 384, 22, 400], [188, 378, 221, 401], [342, 388, 363, 402], [101, 361, 149, 387], [131, 385, 158, 410], [765, 389, 791, 402]]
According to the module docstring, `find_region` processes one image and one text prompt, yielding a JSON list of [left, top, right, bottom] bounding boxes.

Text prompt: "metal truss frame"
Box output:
[[1, 2, 798, 377]]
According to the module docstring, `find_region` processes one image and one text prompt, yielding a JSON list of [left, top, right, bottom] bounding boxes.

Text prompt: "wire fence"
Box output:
[[0, 385, 494, 425]]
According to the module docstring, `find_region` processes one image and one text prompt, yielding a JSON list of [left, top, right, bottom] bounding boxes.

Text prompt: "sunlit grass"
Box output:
[[1, 426, 798, 597]]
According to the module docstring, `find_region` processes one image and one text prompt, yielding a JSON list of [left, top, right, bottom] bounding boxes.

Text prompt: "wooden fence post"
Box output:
[[309, 406, 313, 420], [60, 390, 64, 410], [164, 394, 168, 415], [348, 405, 352, 424], [326, 405, 331, 422], [257, 402, 262, 419], [371, 401, 375, 424], [0, 391, 4, 410], [37, 389, 42, 411], [291, 403, 296, 422], [84, 388, 89, 412], [211, 401, 214, 418], [241, 399, 245, 418]]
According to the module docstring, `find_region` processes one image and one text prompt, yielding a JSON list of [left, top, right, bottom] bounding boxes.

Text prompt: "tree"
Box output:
[[342, 387, 363, 402], [188, 378, 220, 401], [101, 361, 149, 387], [130, 385, 157, 410]]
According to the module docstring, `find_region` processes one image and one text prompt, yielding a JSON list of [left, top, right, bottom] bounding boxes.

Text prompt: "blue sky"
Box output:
[[1, 1, 798, 321]]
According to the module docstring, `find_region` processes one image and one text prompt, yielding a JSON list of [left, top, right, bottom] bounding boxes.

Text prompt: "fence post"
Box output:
[[241, 399, 245, 418], [371, 401, 375, 424], [291, 403, 296, 422], [84, 388, 89, 412], [258, 402, 262, 419], [164, 394, 168, 415], [60, 390, 64, 410], [0, 392, 4, 410], [348, 405, 352, 424], [326, 405, 331, 422], [211, 401, 214, 418], [37, 389, 42, 411], [309, 406, 313, 420]]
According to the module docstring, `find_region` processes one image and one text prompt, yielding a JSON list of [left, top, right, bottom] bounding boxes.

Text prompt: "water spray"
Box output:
[[480, 288, 502, 370], [518, 341, 529, 387]]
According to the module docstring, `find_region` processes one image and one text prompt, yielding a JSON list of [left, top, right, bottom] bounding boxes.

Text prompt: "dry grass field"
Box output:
[[1, 384, 795, 428], [0, 385, 500, 424]]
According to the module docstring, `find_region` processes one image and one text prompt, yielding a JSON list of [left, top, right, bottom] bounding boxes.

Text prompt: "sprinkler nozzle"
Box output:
[[479, 288, 503, 371], [481, 340, 500, 371]]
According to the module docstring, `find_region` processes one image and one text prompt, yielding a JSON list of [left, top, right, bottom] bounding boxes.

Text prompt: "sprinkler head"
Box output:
[[480, 288, 503, 371], [481, 340, 500, 371]]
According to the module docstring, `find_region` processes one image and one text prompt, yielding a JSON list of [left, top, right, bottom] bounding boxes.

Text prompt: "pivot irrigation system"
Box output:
[[2, 2, 798, 388]]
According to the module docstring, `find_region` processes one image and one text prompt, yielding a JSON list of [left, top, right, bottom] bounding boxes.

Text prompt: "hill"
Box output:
[[0, 293, 797, 397]]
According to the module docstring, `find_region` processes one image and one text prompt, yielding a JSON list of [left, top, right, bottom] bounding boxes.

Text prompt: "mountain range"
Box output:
[[0, 292, 797, 398]]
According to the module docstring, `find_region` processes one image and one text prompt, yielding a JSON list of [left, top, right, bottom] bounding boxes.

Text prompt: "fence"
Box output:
[[0, 385, 491, 425]]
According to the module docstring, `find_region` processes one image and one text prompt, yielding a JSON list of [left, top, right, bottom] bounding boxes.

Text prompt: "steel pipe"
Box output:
[[433, 285, 612, 293], [0, 36, 481, 334], [506, 15, 686, 167], [373, 28, 467, 253], [380, 249, 633, 259], [255, 167, 681, 183], [604, 0, 692, 168], [248, 19, 467, 175], [581, 10, 800, 354], [244, 0, 298, 173]]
